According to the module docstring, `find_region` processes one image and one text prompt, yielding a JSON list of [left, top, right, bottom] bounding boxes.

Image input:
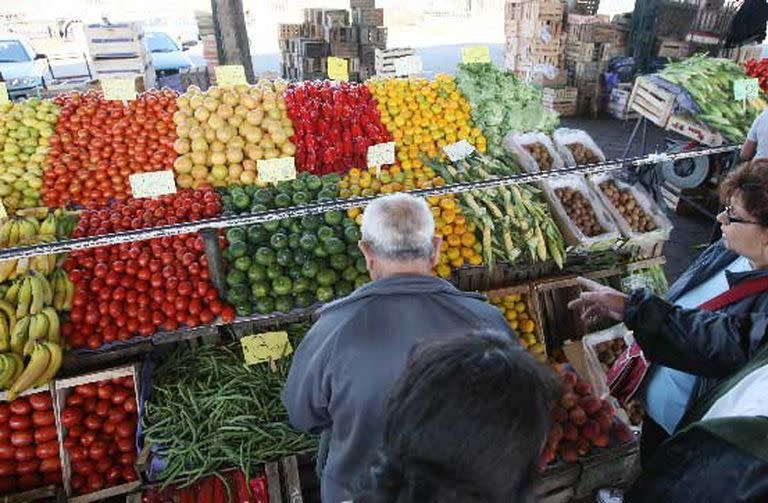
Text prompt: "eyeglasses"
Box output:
[[722, 205, 761, 226]]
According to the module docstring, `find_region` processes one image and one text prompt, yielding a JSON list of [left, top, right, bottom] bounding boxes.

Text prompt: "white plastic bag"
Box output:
[[502, 131, 565, 173], [553, 127, 607, 166]]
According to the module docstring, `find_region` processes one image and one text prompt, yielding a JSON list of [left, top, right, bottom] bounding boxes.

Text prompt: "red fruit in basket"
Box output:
[[601, 401, 615, 417], [80, 431, 97, 447], [593, 434, 611, 448], [560, 442, 579, 463], [9, 400, 31, 416], [548, 423, 564, 445], [0, 404, 9, 422], [596, 411, 613, 432], [18, 473, 41, 490], [612, 423, 634, 444], [14, 446, 35, 462], [581, 420, 600, 441], [84, 414, 102, 431], [87, 473, 105, 493], [106, 465, 122, 485], [68, 425, 85, 439], [569, 407, 587, 426], [0, 443, 14, 460], [43, 470, 63, 485], [577, 438, 591, 456], [123, 466, 138, 482], [574, 380, 594, 396], [71, 474, 85, 491], [578, 396, 603, 416], [28, 394, 53, 411], [119, 452, 136, 466], [40, 457, 61, 474], [16, 460, 40, 475], [551, 406, 568, 423], [539, 446, 557, 470], [563, 422, 579, 441], [561, 392, 579, 410], [0, 461, 14, 478], [69, 446, 87, 463]]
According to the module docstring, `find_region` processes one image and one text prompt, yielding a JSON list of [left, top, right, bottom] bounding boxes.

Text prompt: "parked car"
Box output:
[[145, 31, 193, 77], [0, 34, 46, 99]]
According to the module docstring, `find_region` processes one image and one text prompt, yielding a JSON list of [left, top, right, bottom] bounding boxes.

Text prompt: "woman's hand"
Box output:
[[567, 277, 629, 322]]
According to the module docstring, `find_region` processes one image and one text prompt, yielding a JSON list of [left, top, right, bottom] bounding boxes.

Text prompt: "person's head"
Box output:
[[718, 159, 768, 267], [359, 193, 441, 280], [358, 332, 559, 503]]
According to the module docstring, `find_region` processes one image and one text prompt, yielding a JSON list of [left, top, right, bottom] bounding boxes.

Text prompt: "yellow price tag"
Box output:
[[129, 170, 177, 198], [215, 65, 247, 87], [101, 78, 137, 101], [241, 331, 293, 366], [461, 46, 491, 64], [257, 157, 296, 184], [327, 57, 349, 82], [0, 83, 8, 105]]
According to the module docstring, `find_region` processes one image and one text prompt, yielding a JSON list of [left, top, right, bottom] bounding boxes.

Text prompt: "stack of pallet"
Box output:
[[564, 15, 627, 116], [504, 0, 566, 75], [84, 22, 156, 89], [278, 0, 387, 82]]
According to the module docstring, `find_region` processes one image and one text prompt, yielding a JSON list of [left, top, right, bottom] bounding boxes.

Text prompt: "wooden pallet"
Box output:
[[324, 26, 359, 43], [627, 77, 676, 127]]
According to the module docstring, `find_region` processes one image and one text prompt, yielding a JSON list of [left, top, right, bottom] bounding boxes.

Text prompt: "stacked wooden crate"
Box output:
[[542, 87, 578, 116], [504, 0, 538, 74], [278, 0, 386, 82], [533, 0, 566, 70], [84, 22, 155, 89]]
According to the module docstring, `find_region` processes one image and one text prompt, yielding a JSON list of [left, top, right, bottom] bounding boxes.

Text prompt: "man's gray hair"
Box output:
[[361, 193, 435, 260]]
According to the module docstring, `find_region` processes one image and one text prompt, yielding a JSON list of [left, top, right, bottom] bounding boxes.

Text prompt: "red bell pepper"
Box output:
[[249, 475, 269, 503]]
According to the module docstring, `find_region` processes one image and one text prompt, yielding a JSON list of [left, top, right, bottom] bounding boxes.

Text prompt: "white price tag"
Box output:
[[257, 157, 296, 184], [215, 65, 247, 87], [443, 140, 476, 162], [367, 142, 396, 167], [129, 170, 177, 198], [101, 77, 137, 101], [393, 55, 423, 76]]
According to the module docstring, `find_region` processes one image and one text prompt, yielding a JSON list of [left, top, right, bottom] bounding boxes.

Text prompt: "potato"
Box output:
[[554, 187, 605, 237], [599, 180, 657, 233], [568, 142, 601, 164], [523, 142, 553, 170]]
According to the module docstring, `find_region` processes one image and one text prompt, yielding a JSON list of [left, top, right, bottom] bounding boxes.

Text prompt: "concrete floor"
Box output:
[[562, 116, 715, 284]]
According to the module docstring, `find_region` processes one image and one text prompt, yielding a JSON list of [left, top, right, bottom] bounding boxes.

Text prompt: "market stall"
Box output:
[[0, 46, 750, 502]]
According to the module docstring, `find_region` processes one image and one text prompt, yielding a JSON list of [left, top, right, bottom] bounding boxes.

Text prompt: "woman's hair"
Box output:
[[720, 159, 768, 226], [356, 332, 559, 503]]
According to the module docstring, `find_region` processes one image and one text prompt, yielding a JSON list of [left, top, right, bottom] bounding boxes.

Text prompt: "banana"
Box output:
[[8, 221, 19, 247], [4, 280, 19, 305], [0, 299, 17, 332], [52, 272, 65, 311], [6, 343, 50, 401], [7, 354, 23, 387], [10, 316, 30, 355], [18, 217, 38, 239], [24, 313, 49, 355], [0, 356, 15, 389], [63, 277, 74, 311], [13, 257, 29, 278], [0, 259, 16, 283], [40, 273, 53, 307], [46, 254, 56, 274], [17, 207, 49, 220], [33, 342, 62, 388], [38, 214, 57, 236], [0, 220, 12, 247], [41, 307, 60, 344], [29, 274, 44, 315], [0, 314, 9, 352], [16, 277, 31, 318]]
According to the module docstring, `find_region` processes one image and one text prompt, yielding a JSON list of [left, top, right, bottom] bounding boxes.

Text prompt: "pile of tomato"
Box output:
[[60, 376, 139, 495], [45, 89, 178, 208], [744, 58, 768, 94], [0, 392, 61, 494], [63, 188, 234, 349], [284, 81, 391, 175]]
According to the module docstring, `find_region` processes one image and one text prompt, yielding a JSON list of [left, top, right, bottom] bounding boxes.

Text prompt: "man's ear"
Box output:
[[359, 240, 375, 270], [430, 236, 442, 268]]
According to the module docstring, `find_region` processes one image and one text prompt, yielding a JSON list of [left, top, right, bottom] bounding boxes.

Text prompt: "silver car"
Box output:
[[0, 35, 46, 100]]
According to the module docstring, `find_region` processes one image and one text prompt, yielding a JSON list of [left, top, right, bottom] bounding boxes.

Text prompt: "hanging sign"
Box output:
[[257, 157, 296, 184], [241, 331, 293, 366], [443, 140, 476, 162], [215, 65, 248, 87], [461, 46, 491, 64], [129, 170, 177, 198], [101, 78, 137, 101], [327, 57, 349, 81], [734, 78, 759, 101]]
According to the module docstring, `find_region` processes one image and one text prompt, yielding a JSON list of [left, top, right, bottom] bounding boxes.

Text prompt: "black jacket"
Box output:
[[625, 240, 768, 406]]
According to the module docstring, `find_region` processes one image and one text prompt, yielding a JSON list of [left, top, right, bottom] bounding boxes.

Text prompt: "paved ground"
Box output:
[[562, 117, 715, 283]]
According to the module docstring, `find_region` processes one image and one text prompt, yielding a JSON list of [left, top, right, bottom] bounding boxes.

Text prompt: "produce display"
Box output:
[[173, 81, 295, 188], [45, 89, 178, 208], [599, 181, 656, 233], [567, 143, 601, 165], [432, 153, 566, 269], [554, 188, 605, 237], [220, 173, 370, 315], [285, 81, 390, 175], [659, 56, 766, 141], [455, 63, 559, 156], [60, 375, 139, 495], [63, 188, 233, 349], [540, 367, 635, 468], [142, 470, 269, 503], [142, 331, 316, 484], [490, 292, 545, 361], [744, 58, 768, 94], [0, 98, 59, 212], [0, 391, 62, 494], [523, 143, 553, 170], [593, 337, 627, 373]]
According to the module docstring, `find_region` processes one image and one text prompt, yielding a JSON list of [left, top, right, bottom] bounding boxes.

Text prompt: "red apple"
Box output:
[[570, 407, 587, 426]]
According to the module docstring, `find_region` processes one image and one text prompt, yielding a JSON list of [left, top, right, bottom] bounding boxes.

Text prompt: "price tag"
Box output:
[[461, 46, 491, 64], [241, 331, 293, 366], [367, 142, 396, 167], [443, 140, 476, 162], [393, 55, 423, 76], [215, 65, 247, 87], [257, 157, 296, 184], [327, 57, 349, 82], [0, 83, 8, 105], [101, 78, 136, 101], [734, 78, 759, 101], [129, 170, 177, 198]]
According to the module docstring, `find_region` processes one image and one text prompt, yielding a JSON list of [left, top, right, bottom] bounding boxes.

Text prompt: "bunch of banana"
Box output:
[[14, 207, 80, 240], [0, 341, 62, 400], [0, 238, 58, 283], [0, 216, 41, 247], [7, 271, 52, 319], [51, 268, 74, 311]]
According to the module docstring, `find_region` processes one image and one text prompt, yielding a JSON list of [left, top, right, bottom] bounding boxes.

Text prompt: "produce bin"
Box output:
[[503, 131, 565, 173], [552, 128, 606, 167]]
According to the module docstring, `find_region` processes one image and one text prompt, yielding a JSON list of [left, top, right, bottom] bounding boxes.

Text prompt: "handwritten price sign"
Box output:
[[241, 331, 293, 366], [215, 65, 248, 87], [257, 157, 296, 184]]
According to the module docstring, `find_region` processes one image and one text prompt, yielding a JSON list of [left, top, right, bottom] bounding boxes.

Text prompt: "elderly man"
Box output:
[[282, 193, 517, 503]]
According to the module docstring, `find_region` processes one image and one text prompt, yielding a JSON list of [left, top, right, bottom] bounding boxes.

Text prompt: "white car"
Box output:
[[0, 35, 47, 100]]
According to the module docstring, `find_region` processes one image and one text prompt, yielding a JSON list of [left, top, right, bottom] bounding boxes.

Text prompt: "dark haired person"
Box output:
[[282, 194, 516, 503], [569, 159, 768, 466], [354, 332, 559, 503]]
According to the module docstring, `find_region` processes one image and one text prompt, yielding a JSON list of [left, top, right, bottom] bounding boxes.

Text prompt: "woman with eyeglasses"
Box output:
[[568, 159, 768, 472]]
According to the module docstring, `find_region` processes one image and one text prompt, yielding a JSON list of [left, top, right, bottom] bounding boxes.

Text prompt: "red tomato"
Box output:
[[83, 398, 97, 413], [68, 446, 87, 463], [84, 414, 102, 431], [0, 404, 9, 422], [10, 431, 32, 448], [8, 415, 30, 431], [61, 407, 83, 428], [43, 470, 63, 485], [68, 425, 85, 439], [15, 460, 40, 475], [118, 452, 135, 466], [95, 400, 110, 417], [9, 399, 31, 416], [116, 421, 134, 439], [96, 384, 113, 400], [0, 461, 15, 477], [117, 437, 133, 453], [72, 461, 93, 476], [39, 457, 61, 474], [106, 464, 121, 485], [111, 389, 129, 406], [28, 393, 53, 411], [31, 411, 55, 427], [63, 436, 77, 450], [89, 441, 108, 461], [34, 425, 58, 444], [0, 443, 13, 461], [14, 446, 35, 462], [122, 466, 138, 481], [76, 384, 97, 398], [80, 431, 97, 447], [35, 441, 59, 460], [86, 473, 105, 493]]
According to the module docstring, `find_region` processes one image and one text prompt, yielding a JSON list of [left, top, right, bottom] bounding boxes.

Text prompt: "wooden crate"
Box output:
[[627, 77, 676, 127], [658, 39, 689, 59], [278, 24, 303, 40], [329, 42, 359, 58], [505, 36, 535, 73], [665, 114, 724, 147], [359, 26, 387, 48], [485, 283, 547, 357], [90, 55, 150, 74], [566, 41, 595, 62], [543, 87, 578, 117], [304, 8, 349, 28], [325, 26, 359, 43], [574, 61, 599, 82], [55, 365, 142, 502], [505, 0, 539, 39], [352, 7, 384, 26]]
